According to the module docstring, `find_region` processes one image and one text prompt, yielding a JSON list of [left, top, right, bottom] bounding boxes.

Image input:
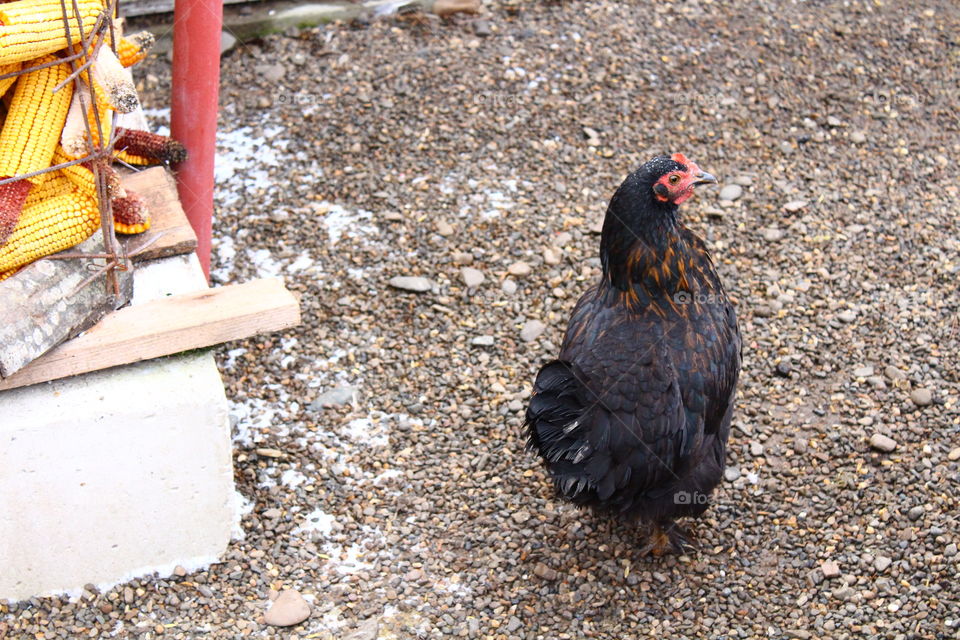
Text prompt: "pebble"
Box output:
[[473, 19, 492, 37], [853, 365, 874, 378], [264, 590, 311, 627], [944, 543, 958, 557], [826, 115, 843, 127], [718, 184, 743, 201], [760, 228, 784, 242], [343, 617, 380, 640], [502, 279, 518, 295], [452, 251, 474, 265], [948, 447, 960, 461], [511, 510, 530, 524], [254, 63, 286, 83], [520, 320, 546, 342], [907, 505, 924, 521], [910, 388, 933, 406], [436, 220, 454, 236], [869, 434, 897, 453], [533, 563, 559, 580], [750, 442, 764, 456], [543, 247, 562, 265], [460, 267, 486, 288], [832, 586, 854, 601], [471, 335, 494, 346], [885, 365, 906, 380], [732, 175, 753, 186], [821, 560, 841, 578], [508, 261, 532, 277], [774, 361, 792, 378], [723, 466, 740, 482], [388, 276, 434, 293], [837, 310, 857, 323], [874, 556, 892, 572], [782, 200, 808, 212], [850, 130, 867, 143], [507, 616, 523, 632], [310, 385, 359, 409], [785, 631, 812, 639]]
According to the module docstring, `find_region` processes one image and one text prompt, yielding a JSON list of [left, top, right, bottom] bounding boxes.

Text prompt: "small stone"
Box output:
[[343, 618, 380, 640], [405, 569, 423, 581], [910, 388, 933, 406], [806, 568, 824, 586], [750, 442, 764, 456], [533, 563, 558, 580], [473, 19, 492, 37], [785, 631, 812, 640], [874, 556, 892, 572], [869, 434, 897, 453], [520, 320, 546, 342], [832, 585, 854, 601], [853, 365, 874, 378], [508, 261, 532, 277], [783, 200, 808, 212], [718, 184, 743, 201], [173, 565, 187, 577], [452, 251, 474, 265], [826, 115, 843, 127], [264, 589, 311, 627], [388, 276, 434, 293], [471, 335, 495, 347], [220, 31, 237, 56], [255, 448, 285, 458], [774, 361, 792, 378], [254, 63, 286, 83], [543, 247, 562, 265], [850, 130, 867, 144], [123, 587, 134, 604], [760, 227, 783, 242], [436, 220, 454, 236], [502, 279, 518, 295], [704, 207, 725, 219], [837, 310, 857, 323], [506, 616, 522, 632], [511, 510, 530, 524], [907, 505, 924, 521], [263, 508, 281, 519], [461, 267, 485, 288], [733, 175, 753, 186], [948, 447, 960, 461], [310, 386, 359, 409], [884, 365, 906, 380], [724, 467, 740, 482], [821, 560, 841, 578], [944, 543, 958, 557]]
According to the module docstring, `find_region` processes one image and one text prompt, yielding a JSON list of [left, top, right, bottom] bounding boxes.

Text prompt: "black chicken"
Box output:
[[525, 153, 741, 555]]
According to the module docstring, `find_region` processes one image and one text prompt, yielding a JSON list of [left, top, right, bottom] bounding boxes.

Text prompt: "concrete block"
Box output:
[[0, 254, 235, 601]]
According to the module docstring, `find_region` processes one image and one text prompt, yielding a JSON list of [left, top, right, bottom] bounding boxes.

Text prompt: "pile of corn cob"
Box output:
[[0, 0, 186, 280]]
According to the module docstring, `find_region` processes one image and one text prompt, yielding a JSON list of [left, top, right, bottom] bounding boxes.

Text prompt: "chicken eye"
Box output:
[[668, 174, 681, 185]]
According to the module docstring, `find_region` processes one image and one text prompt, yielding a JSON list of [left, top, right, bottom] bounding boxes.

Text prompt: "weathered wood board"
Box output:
[[0, 277, 301, 391]]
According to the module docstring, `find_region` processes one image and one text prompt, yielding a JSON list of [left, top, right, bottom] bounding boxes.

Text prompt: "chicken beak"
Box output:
[[693, 171, 718, 186]]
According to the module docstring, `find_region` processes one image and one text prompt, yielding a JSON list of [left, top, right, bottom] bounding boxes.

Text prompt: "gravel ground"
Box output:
[[4, 1, 960, 638]]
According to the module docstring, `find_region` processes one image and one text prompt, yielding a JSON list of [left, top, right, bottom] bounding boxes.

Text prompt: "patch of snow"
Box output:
[[296, 508, 337, 538], [231, 490, 254, 541], [317, 201, 376, 244], [281, 468, 308, 489]]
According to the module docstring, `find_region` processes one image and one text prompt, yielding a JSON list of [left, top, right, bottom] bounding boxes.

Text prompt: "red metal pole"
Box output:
[[170, 0, 222, 280]]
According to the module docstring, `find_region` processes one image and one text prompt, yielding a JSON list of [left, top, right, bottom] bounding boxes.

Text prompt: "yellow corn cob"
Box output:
[[90, 45, 138, 113], [116, 31, 154, 67], [0, 61, 20, 98], [112, 191, 149, 234], [0, 0, 104, 66], [0, 187, 99, 272], [0, 54, 72, 182], [114, 148, 154, 166], [22, 169, 74, 205]]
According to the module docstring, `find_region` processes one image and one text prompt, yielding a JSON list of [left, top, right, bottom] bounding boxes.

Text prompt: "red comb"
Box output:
[[671, 152, 692, 166]]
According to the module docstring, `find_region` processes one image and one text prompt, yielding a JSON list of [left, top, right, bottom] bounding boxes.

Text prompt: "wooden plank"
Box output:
[[118, 167, 197, 262], [0, 278, 301, 391]]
